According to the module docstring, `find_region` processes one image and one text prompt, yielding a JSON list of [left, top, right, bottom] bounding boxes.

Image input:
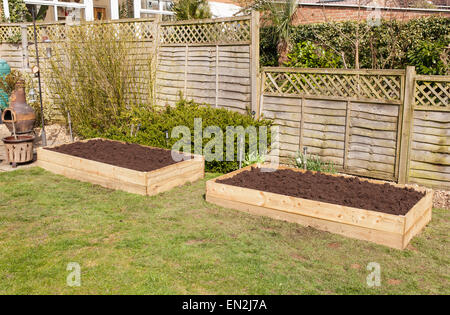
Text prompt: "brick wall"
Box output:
[[293, 4, 450, 24]]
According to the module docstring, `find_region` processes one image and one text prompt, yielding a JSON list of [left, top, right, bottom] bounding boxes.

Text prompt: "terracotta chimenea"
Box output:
[[1, 79, 36, 167], [1, 79, 36, 134]]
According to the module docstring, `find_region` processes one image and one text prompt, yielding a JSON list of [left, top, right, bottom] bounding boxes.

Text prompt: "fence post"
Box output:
[[398, 66, 416, 184], [250, 10, 260, 115], [257, 70, 265, 118], [153, 15, 161, 106], [20, 24, 29, 70]]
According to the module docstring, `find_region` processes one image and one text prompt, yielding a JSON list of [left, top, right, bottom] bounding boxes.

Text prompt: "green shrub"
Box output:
[[76, 97, 272, 174], [285, 41, 343, 68], [172, 0, 212, 20], [260, 17, 450, 74], [0, 0, 48, 23], [407, 40, 448, 75]]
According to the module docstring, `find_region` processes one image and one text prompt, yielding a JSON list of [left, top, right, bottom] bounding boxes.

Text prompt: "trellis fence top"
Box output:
[[261, 67, 406, 105], [0, 16, 252, 46]]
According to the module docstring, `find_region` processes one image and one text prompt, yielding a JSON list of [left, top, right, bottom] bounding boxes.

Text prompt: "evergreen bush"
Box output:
[[76, 98, 272, 174]]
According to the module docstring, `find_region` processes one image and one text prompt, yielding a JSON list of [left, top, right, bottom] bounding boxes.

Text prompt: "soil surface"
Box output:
[[47, 139, 183, 172], [216, 167, 425, 215]]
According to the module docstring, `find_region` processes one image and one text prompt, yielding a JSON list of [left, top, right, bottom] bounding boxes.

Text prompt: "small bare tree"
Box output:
[[47, 24, 156, 135]]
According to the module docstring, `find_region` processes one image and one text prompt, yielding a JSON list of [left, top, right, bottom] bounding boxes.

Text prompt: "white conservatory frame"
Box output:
[[2, 0, 120, 22], [133, 0, 174, 18], [2, 0, 174, 22]]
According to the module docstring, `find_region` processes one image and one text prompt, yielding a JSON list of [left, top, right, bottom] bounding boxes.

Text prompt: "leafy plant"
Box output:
[[0, 0, 28, 22], [285, 41, 343, 68], [293, 150, 336, 173], [254, 0, 298, 66], [47, 23, 155, 135], [75, 96, 272, 173], [119, 0, 134, 19], [0, 1, 48, 23], [172, 0, 212, 20], [0, 70, 21, 110], [260, 16, 450, 74], [243, 151, 266, 167], [407, 40, 448, 75], [0, 70, 22, 97]]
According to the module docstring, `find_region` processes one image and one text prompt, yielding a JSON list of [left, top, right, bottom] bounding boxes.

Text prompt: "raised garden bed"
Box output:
[[206, 165, 433, 249], [37, 138, 204, 196]]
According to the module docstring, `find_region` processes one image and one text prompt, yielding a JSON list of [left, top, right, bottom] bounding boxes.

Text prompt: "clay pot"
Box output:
[[2, 135, 35, 167], [1, 79, 36, 134]]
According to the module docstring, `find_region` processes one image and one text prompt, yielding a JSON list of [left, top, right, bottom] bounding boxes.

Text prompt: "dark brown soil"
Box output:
[[47, 139, 185, 172], [216, 167, 425, 215]]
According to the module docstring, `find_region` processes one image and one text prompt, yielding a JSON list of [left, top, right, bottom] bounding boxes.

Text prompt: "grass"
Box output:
[[0, 167, 448, 294]]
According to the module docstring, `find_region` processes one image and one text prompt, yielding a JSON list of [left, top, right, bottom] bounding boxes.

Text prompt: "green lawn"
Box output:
[[0, 167, 448, 294]]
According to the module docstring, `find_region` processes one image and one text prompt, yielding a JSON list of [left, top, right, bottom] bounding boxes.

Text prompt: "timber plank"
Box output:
[[37, 160, 148, 195]]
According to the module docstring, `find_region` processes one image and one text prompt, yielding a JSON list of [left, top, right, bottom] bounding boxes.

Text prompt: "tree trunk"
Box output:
[[277, 39, 290, 66]]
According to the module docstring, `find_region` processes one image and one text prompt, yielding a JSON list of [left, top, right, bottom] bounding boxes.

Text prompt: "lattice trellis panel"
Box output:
[[0, 25, 22, 43], [26, 21, 156, 42], [160, 19, 251, 45], [415, 80, 449, 108], [27, 24, 67, 42], [263, 71, 403, 102]]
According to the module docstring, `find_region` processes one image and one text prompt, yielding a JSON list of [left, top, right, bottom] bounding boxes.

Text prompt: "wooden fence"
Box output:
[[155, 14, 259, 113], [0, 16, 448, 190], [407, 73, 449, 189], [0, 14, 259, 115], [259, 66, 449, 189]]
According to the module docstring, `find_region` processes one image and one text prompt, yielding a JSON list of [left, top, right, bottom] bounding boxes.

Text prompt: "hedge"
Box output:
[[260, 17, 449, 74]]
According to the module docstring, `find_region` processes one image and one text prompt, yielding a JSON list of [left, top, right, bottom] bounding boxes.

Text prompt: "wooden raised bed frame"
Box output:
[[37, 139, 205, 196], [206, 165, 433, 250]]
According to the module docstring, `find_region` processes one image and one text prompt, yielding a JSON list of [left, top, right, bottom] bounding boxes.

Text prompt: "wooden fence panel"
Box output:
[[155, 15, 256, 114], [408, 76, 450, 190], [0, 43, 25, 69], [156, 45, 188, 106], [346, 102, 401, 180], [261, 95, 301, 162], [260, 67, 405, 181], [260, 68, 449, 189], [2, 15, 257, 116], [302, 99, 346, 167]]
